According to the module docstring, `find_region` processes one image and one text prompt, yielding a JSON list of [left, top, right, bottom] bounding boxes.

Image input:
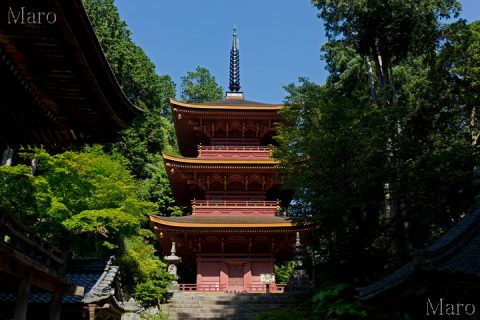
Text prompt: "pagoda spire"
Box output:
[[228, 26, 242, 96]]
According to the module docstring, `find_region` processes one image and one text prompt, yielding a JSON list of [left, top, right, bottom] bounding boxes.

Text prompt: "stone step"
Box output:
[[166, 292, 302, 319], [168, 314, 259, 320], [168, 305, 285, 313], [170, 295, 298, 302], [170, 300, 291, 306]]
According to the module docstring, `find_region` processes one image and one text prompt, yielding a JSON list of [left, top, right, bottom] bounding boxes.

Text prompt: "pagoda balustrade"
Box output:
[[198, 145, 271, 159], [209, 137, 261, 146], [191, 200, 280, 216]]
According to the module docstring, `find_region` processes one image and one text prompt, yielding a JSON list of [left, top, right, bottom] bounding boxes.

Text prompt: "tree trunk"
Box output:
[[365, 55, 377, 102], [471, 106, 479, 147], [369, 48, 411, 258]]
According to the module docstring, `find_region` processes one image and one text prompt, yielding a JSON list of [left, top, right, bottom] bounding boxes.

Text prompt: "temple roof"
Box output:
[[0, 256, 142, 310], [0, 0, 142, 147], [164, 153, 280, 165], [163, 153, 281, 205], [81, 256, 142, 313], [150, 215, 314, 232], [0, 257, 100, 303], [171, 98, 282, 110], [170, 98, 282, 157], [357, 206, 480, 301]]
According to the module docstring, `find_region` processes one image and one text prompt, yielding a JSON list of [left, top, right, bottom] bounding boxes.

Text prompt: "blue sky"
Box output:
[[116, 0, 479, 103]]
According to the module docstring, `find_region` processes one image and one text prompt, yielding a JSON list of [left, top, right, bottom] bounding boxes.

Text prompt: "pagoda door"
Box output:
[[227, 264, 245, 292]]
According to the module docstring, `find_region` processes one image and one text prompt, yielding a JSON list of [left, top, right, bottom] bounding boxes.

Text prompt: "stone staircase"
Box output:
[[165, 292, 303, 320]]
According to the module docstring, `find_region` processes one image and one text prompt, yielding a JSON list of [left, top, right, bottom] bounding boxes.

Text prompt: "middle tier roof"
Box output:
[[163, 153, 282, 206]]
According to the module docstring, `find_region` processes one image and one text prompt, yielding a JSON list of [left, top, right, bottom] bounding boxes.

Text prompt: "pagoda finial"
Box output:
[[228, 26, 241, 93]]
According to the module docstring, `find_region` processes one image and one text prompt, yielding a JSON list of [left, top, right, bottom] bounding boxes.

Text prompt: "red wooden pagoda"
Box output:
[[150, 28, 311, 293]]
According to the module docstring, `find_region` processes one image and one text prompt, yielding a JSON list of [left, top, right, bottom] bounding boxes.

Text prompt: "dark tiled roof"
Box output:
[[357, 207, 480, 300], [0, 256, 142, 312], [0, 257, 104, 304], [82, 257, 143, 313], [83, 257, 119, 304]]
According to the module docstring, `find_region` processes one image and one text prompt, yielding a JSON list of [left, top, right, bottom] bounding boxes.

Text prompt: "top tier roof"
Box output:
[[170, 98, 283, 110], [170, 98, 283, 157], [0, 0, 142, 147]]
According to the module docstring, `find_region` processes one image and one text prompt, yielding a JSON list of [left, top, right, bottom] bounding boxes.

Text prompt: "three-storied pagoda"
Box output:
[[150, 28, 310, 292]]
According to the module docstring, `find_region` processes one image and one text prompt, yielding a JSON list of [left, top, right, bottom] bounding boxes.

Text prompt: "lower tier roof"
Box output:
[[150, 215, 315, 232]]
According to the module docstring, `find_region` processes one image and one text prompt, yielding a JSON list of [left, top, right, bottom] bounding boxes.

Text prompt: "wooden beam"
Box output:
[[88, 304, 95, 320], [48, 290, 63, 320], [13, 270, 32, 320]]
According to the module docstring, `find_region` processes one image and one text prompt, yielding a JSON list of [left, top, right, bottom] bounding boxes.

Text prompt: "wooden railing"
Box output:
[[209, 138, 261, 145], [192, 200, 279, 207], [245, 284, 286, 293], [199, 146, 271, 152], [197, 145, 272, 159], [0, 211, 67, 276], [179, 283, 286, 293], [179, 283, 226, 292]]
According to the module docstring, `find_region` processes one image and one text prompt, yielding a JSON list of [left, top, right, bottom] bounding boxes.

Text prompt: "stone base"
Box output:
[[168, 281, 180, 291], [285, 269, 311, 292]]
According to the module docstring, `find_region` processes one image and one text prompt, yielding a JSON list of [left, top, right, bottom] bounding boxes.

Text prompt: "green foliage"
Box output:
[[0, 165, 52, 223], [312, 0, 461, 63], [82, 0, 171, 113], [29, 146, 156, 254], [276, 1, 479, 318], [274, 261, 295, 284], [140, 313, 169, 320], [275, 79, 387, 278], [180, 66, 224, 103], [82, 0, 183, 217], [0, 147, 172, 303], [121, 236, 173, 306], [312, 283, 367, 319], [79, 0, 183, 304]]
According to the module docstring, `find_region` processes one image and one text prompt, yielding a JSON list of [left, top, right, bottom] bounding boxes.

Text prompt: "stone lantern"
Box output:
[[286, 232, 311, 291], [164, 242, 182, 291]]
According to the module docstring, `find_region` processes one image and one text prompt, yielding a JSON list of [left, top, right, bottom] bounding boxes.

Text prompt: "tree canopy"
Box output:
[[0, 146, 172, 305], [275, 1, 479, 317], [180, 66, 224, 103], [82, 0, 183, 218]]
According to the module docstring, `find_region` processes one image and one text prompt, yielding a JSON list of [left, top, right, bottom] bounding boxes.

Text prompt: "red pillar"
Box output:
[[244, 262, 252, 292]]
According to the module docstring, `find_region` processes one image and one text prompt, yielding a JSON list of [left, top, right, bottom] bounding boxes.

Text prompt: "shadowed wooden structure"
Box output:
[[357, 202, 480, 317], [0, 0, 141, 149], [0, 0, 142, 319]]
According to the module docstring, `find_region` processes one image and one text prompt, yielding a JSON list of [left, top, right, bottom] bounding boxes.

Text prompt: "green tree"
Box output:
[[275, 79, 387, 280], [82, 0, 183, 217], [82, 0, 172, 113], [180, 66, 224, 103], [0, 147, 173, 303], [274, 261, 295, 284], [312, 0, 465, 258], [275, 4, 479, 318], [121, 235, 173, 306]]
